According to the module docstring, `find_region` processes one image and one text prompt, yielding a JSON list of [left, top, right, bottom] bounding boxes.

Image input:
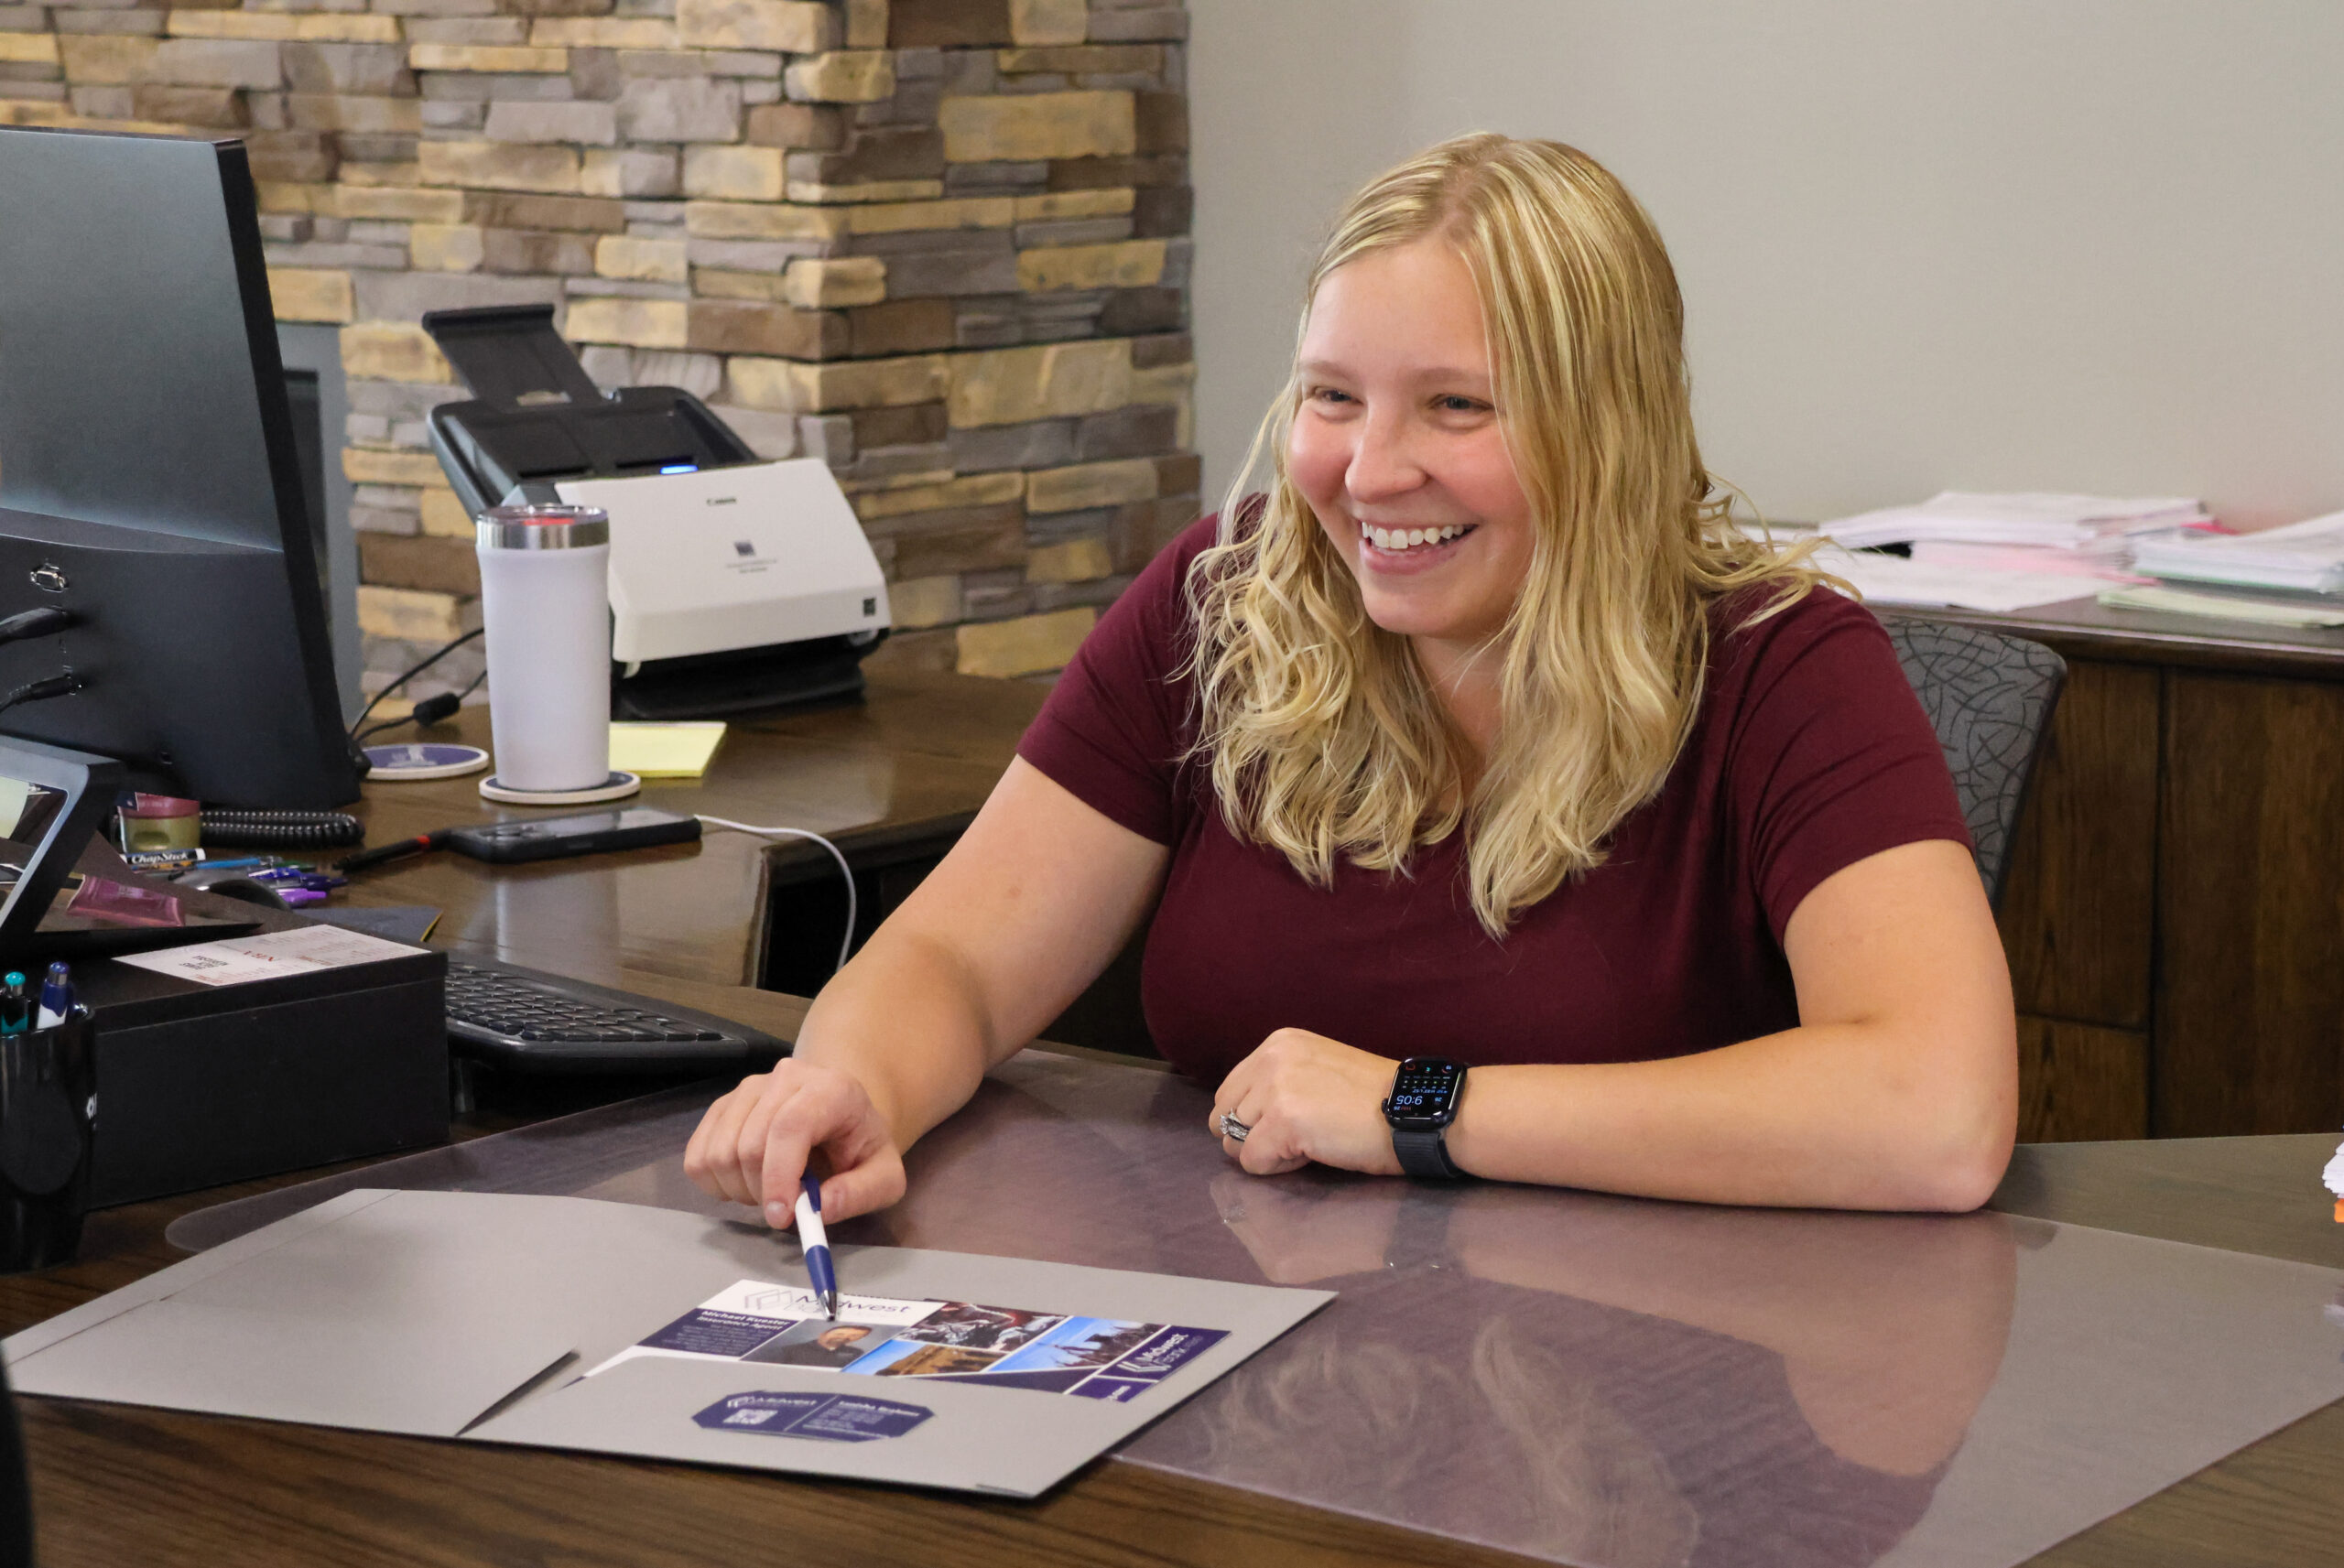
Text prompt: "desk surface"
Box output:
[[4, 671, 2342, 1568], [1894, 592, 2344, 678], [346, 667, 1049, 989], [5, 1033, 2341, 1568]]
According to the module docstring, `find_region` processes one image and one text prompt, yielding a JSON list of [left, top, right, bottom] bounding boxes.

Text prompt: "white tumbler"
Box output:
[[475, 503, 616, 797]]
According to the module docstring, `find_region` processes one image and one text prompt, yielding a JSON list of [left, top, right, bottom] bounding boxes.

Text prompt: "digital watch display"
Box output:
[[1384, 1058, 1465, 1123], [1383, 1056, 1470, 1179]]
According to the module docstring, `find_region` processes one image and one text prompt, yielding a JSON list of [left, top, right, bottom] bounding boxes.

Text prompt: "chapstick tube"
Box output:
[[475, 504, 612, 794]]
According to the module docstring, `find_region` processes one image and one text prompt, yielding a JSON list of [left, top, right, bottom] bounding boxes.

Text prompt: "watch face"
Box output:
[[1386, 1057, 1464, 1124]]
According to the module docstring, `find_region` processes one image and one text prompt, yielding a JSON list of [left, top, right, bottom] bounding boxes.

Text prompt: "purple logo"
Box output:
[[693, 1391, 930, 1443]]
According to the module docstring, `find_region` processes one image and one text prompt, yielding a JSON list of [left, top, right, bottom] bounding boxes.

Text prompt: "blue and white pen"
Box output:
[[36, 961, 71, 1030], [794, 1173, 839, 1320]]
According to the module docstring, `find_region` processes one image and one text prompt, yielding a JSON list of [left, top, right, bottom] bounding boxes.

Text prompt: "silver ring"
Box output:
[[1216, 1112, 1251, 1143]]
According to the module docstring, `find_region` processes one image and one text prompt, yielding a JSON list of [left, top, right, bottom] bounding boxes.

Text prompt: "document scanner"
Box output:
[[421, 306, 889, 718]]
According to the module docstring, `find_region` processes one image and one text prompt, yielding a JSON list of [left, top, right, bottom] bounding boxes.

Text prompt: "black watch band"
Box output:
[[1391, 1124, 1467, 1180]]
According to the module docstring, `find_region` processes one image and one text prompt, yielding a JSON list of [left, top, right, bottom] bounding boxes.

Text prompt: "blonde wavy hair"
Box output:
[[1188, 133, 1828, 936]]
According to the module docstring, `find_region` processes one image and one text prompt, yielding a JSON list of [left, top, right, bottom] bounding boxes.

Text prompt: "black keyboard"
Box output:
[[444, 956, 786, 1071]]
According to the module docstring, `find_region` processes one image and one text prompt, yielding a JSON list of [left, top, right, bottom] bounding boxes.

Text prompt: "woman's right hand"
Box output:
[[683, 1059, 906, 1227]]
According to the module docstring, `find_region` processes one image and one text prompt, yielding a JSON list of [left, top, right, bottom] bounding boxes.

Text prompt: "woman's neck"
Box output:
[[1413, 633, 1504, 762]]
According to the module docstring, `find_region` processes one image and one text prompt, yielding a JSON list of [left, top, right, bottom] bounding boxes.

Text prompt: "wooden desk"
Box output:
[[1894, 600, 2344, 1141], [3, 665, 2339, 1567], [340, 667, 1047, 992], [4, 1046, 2339, 1567]]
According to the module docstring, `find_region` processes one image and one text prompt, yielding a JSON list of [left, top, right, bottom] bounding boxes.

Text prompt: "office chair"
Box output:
[[1880, 617, 2067, 908]]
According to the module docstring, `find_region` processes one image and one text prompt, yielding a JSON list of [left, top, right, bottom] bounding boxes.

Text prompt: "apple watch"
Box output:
[[1382, 1056, 1470, 1180]]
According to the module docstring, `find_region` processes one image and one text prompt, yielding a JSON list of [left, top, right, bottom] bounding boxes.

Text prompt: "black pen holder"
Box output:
[[0, 1006, 95, 1273]]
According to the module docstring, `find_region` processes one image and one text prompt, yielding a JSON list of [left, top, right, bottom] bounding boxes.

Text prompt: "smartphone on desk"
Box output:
[[448, 805, 701, 864]]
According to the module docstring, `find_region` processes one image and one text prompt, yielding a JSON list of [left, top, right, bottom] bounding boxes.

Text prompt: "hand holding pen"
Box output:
[[794, 1173, 840, 1320], [679, 1056, 909, 1229]]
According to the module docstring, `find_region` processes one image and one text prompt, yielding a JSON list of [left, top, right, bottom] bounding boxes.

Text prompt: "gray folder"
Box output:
[[4, 1189, 1333, 1498]]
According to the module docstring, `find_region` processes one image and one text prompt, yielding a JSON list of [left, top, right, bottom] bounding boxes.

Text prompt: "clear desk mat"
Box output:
[[169, 1050, 2344, 1568]]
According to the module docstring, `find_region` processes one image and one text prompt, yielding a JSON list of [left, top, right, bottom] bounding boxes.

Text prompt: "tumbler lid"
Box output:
[[476, 503, 609, 550]]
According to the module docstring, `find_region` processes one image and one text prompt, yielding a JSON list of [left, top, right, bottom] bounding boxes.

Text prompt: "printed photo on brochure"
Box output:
[[593, 1279, 1229, 1401]]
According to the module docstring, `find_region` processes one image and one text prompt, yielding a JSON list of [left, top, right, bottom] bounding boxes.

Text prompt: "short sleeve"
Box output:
[[1721, 593, 1975, 940], [1014, 514, 1216, 845]]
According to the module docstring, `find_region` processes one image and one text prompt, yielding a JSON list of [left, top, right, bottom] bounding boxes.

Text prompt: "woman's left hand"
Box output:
[[1210, 1029, 1403, 1176]]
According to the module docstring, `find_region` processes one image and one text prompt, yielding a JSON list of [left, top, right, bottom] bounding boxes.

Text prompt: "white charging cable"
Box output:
[[695, 816, 857, 974]]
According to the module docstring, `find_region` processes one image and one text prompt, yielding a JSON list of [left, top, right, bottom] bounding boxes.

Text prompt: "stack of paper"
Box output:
[[2128, 511, 2344, 595], [1904, 539, 2150, 579], [1812, 492, 2223, 613], [2095, 583, 2344, 629], [1810, 544, 2099, 614], [1823, 492, 2215, 552]]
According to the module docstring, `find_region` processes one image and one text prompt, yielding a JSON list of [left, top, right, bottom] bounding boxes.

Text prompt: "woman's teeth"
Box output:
[[1362, 523, 1470, 552]]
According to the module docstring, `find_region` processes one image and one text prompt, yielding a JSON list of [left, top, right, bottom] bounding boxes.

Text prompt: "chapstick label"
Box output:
[[694, 1391, 931, 1444]]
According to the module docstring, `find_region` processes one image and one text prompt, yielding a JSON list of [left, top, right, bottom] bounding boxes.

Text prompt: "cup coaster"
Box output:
[[478, 771, 642, 806], [364, 742, 491, 781]]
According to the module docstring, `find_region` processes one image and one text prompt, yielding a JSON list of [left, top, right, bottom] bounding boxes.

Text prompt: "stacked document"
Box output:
[[1814, 492, 2219, 613], [1904, 540, 2140, 578], [1823, 492, 2214, 552], [2128, 510, 2344, 595], [1809, 544, 2100, 614]]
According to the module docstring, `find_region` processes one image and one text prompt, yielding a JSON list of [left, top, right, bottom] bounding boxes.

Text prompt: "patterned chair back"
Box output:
[[1881, 617, 2067, 907]]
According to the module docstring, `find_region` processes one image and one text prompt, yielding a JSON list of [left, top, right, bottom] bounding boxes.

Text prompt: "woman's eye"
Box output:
[[1308, 386, 1355, 406], [1434, 395, 1487, 415]]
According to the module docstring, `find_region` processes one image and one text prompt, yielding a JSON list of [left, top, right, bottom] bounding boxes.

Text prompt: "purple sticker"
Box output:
[[791, 1395, 932, 1442], [1104, 1326, 1228, 1381], [1069, 1377, 1153, 1402], [643, 1309, 796, 1358], [696, 1390, 828, 1433], [694, 1391, 930, 1443]]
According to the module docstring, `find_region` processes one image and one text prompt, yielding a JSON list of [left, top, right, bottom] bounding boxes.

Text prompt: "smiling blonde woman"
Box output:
[[685, 134, 2018, 1227], [1193, 135, 1829, 937]]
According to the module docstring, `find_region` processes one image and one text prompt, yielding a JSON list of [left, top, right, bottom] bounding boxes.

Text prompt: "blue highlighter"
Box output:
[[793, 1173, 839, 1320]]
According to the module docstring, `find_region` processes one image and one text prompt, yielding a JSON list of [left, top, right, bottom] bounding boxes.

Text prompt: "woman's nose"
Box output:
[[1345, 406, 1427, 503]]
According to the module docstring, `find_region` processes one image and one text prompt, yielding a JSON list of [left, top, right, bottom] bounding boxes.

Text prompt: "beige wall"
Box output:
[[1190, 1, 2344, 529]]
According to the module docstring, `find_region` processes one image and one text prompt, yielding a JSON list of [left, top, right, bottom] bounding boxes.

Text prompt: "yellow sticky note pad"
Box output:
[[609, 721, 727, 779]]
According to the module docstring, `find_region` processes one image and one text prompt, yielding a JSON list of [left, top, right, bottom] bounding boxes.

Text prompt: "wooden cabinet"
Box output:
[[1920, 602, 2344, 1140], [2154, 671, 2344, 1136]]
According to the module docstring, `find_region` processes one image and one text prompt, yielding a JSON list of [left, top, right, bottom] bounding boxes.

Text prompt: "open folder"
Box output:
[[2, 1190, 1331, 1498]]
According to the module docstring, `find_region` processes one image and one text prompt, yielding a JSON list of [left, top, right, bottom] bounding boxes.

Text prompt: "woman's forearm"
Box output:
[[1436, 838, 2018, 1212], [787, 926, 1003, 1155], [1445, 1016, 2016, 1211]]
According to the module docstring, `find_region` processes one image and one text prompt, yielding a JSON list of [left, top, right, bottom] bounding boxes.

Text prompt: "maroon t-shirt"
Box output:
[[1016, 515, 1971, 1083]]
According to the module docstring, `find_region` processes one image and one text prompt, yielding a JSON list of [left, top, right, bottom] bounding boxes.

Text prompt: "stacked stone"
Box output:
[[0, 0, 1196, 698]]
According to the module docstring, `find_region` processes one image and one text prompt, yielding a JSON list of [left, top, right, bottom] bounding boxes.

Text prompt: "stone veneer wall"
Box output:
[[0, 0, 1194, 700]]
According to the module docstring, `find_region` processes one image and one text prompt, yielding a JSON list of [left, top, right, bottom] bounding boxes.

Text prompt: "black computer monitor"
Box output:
[[0, 126, 362, 807]]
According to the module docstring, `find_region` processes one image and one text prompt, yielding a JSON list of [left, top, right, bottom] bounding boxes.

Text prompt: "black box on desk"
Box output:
[[69, 888, 448, 1206]]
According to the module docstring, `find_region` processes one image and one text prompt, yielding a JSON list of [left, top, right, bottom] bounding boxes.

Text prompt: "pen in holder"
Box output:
[[0, 1005, 95, 1273]]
